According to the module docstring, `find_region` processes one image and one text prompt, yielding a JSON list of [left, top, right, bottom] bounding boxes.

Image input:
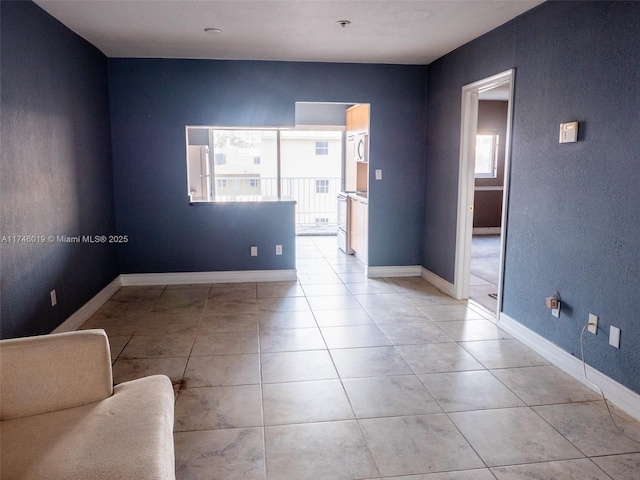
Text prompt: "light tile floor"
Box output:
[[80, 236, 640, 480]]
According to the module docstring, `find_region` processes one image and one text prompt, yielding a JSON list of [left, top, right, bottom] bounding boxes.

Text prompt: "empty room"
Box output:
[[1, 1, 639, 479]]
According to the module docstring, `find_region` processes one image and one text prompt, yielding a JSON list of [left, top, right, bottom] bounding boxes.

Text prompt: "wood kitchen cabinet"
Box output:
[[347, 103, 369, 135], [345, 103, 370, 193], [349, 195, 368, 263], [346, 108, 354, 133], [346, 104, 370, 135], [346, 104, 369, 263]]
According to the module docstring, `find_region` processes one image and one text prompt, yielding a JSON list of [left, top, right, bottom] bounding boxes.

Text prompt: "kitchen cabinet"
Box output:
[[346, 104, 370, 135], [346, 108, 354, 134], [346, 104, 369, 263], [356, 162, 368, 192], [345, 103, 370, 194], [349, 195, 368, 263]]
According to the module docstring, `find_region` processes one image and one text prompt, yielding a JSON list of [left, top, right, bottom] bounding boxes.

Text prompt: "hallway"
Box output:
[[470, 234, 501, 313]]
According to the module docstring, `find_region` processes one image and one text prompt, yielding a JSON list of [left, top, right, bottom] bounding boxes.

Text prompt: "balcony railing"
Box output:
[[214, 177, 341, 230]]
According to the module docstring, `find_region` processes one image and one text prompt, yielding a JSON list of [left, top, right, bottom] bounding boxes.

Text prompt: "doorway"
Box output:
[[453, 70, 514, 317]]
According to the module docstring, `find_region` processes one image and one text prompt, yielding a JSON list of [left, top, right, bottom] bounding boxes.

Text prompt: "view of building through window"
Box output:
[[315, 140, 329, 155], [186, 127, 342, 230]]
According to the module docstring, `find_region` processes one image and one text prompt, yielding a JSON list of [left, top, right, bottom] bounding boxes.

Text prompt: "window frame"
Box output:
[[315, 140, 329, 156], [214, 152, 227, 165], [315, 179, 330, 194], [185, 126, 342, 204]]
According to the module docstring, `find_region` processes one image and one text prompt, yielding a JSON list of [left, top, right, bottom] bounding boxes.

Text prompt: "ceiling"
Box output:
[[34, 0, 543, 65]]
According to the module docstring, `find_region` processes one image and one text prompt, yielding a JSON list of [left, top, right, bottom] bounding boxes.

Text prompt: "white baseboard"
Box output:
[[473, 227, 501, 235], [421, 267, 456, 297], [120, 269, 298, 286], [52, 277, 122, 334], [499, 312, 640, 421], [52, 270, 297, 334], [366, 265, 422, 278]]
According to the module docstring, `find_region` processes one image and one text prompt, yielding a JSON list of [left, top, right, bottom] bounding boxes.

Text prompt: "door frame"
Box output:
[[453, 69, 515, 316]]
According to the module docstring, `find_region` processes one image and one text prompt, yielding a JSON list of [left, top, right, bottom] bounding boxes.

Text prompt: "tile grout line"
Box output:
[[311, 237, 385, 478], [256, 285, 270, 480]]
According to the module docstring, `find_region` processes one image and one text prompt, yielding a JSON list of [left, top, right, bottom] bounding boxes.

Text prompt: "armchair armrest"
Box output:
[[0, 329, 113, 421]]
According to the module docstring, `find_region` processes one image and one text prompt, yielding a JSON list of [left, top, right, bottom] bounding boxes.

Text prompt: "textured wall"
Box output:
[[108, 59, 427, 272], [295, 103, 348, 126], [0, 2, 119, 338], [424, 1, 640, 393], [424, 21, 516, 281]]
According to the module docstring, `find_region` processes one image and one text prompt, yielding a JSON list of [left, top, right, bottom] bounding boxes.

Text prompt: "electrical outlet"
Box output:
[[588, 313, 598, 334], [50, 289, 57, 307], [609, 326, 621, 348], [546, 295, 560, 317], [275, 245, 283, 255], [250, 246, 258, 257]]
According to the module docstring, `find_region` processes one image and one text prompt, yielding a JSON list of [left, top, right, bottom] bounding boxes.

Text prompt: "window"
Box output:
[[315, 217, 329, 225], [475, 134, 499, 178], [186, 127, 341, 203], [186, 127, 277, 202], [315, 141, 329, 155], [316, 179, 330, 194]]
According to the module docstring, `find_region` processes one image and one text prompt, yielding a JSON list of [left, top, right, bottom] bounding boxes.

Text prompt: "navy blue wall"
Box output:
[[424, 1, 640, 393], [0, 1, 119, 338], [108, 59, 427, 272]]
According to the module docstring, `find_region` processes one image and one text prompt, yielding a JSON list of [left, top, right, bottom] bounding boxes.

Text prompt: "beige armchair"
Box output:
[[0, 329, 175, 479]]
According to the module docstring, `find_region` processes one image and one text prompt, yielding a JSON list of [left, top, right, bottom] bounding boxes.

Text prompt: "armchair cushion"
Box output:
[[0, 330, 113, 421], [1, 375, 175, 480]]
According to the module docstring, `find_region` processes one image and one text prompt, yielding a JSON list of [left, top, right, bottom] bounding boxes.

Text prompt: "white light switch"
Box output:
[[559, 121, 578, 143], [609, 326, 621, 348], [375, 169, 382, 180]]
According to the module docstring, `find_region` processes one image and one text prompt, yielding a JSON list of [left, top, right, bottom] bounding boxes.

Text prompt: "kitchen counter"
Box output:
[[190, 196, 297, 205]]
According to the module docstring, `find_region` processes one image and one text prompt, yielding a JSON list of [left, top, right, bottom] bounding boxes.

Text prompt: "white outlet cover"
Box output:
[[588, 313, 598, 334], [609, 326, 621, 348], [276, 245, 282, 255], [375, 169, 382, 180], [250, 246, 258, 256], [559, 121, 578, 143]]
